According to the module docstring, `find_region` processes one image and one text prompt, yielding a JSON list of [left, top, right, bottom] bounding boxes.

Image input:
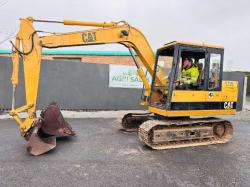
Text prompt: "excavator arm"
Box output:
[[9, 17, 167, 155]]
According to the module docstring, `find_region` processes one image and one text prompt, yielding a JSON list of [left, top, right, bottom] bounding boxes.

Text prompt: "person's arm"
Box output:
[[177, 70, 184, 83]]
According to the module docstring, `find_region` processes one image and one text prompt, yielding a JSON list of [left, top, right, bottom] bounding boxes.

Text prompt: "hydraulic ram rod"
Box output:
[[32, 18, 117, 27]]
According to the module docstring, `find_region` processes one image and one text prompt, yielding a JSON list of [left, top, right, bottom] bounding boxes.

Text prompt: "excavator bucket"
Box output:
[[40, 102, 75, 137], [26, 121, 56, 156], [26, 102, 75, 156]]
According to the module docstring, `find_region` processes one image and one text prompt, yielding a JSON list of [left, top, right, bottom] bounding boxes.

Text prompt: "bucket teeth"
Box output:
[[25, 102, 75, 156]]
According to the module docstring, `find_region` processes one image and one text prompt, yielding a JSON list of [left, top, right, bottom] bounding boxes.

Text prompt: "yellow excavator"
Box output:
[[9, 17, 237, 155]]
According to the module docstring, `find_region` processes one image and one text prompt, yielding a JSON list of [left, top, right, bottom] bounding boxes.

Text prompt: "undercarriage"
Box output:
[[122, 113, 233, 149]]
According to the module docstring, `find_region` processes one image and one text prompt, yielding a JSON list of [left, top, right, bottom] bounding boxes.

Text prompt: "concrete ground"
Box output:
[[0, 113, 250, 187]]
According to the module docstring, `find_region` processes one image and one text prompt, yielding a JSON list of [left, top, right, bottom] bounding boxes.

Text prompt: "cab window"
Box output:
[[208, 53, 221, 90], [175, 50, 206, 90]]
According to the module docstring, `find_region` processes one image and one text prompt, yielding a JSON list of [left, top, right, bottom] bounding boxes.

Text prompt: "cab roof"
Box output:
[[161, 41, 224, 49]]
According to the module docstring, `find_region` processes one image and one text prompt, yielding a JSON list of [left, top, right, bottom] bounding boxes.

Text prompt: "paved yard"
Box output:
[[0, 117, 250, 187]]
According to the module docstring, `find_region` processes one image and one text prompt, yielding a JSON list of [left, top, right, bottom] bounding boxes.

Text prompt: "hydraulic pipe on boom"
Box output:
[[9, 17, 167, 155]]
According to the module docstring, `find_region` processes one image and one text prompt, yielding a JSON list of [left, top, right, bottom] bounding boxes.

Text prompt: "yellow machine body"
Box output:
[[9, 17, 239, 155], [149, 81, 238, 117]]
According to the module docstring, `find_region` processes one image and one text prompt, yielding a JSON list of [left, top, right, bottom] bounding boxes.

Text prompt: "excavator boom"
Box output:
[[9, 17, 167, 155]]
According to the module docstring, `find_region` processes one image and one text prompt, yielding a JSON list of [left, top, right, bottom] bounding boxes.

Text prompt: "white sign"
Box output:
[[109, 64, 152, 88]]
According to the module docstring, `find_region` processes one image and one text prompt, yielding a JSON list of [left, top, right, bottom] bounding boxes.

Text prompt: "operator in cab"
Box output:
[[176, 58, 199, 90]]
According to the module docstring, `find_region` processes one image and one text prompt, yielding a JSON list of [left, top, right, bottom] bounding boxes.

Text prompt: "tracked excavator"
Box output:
[[9, 17, 237, 155]]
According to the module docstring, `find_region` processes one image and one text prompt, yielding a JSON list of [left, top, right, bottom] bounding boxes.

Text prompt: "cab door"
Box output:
[[205, 48, 224, 106], [169, 45, 208, 111]]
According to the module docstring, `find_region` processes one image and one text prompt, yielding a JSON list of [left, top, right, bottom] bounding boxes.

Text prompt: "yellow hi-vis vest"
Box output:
[[178, 64, 199, 85]]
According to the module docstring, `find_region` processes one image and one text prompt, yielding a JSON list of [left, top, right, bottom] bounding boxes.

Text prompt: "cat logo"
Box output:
[[82, 32, 96, 43], [224, 102, 234, 109]]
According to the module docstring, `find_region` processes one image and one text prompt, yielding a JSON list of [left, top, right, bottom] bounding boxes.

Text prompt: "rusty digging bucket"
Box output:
[[26, 102, 75, 156]]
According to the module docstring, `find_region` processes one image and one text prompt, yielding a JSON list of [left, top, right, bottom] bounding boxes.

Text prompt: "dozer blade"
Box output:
[[121, 113, 151, 132], [26, 121, 56, 156], [25, 102, 75, 156], [40, 102, 75, 137]]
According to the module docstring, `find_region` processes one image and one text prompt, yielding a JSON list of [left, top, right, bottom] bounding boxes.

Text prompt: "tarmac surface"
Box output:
[[0, 117, 250, 187]]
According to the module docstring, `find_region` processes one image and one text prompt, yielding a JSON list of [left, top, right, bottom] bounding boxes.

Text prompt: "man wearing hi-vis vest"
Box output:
[[176, 58, 199, 90]]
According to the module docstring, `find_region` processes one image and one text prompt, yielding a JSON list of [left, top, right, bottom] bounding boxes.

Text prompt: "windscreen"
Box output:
[[154, 47, 174, 87], [149, 47, 174, 107]]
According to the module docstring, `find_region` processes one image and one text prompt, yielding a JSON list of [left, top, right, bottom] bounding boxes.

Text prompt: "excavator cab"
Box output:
[[137, 41, 236, 150], [148, 41, 230, 116]]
